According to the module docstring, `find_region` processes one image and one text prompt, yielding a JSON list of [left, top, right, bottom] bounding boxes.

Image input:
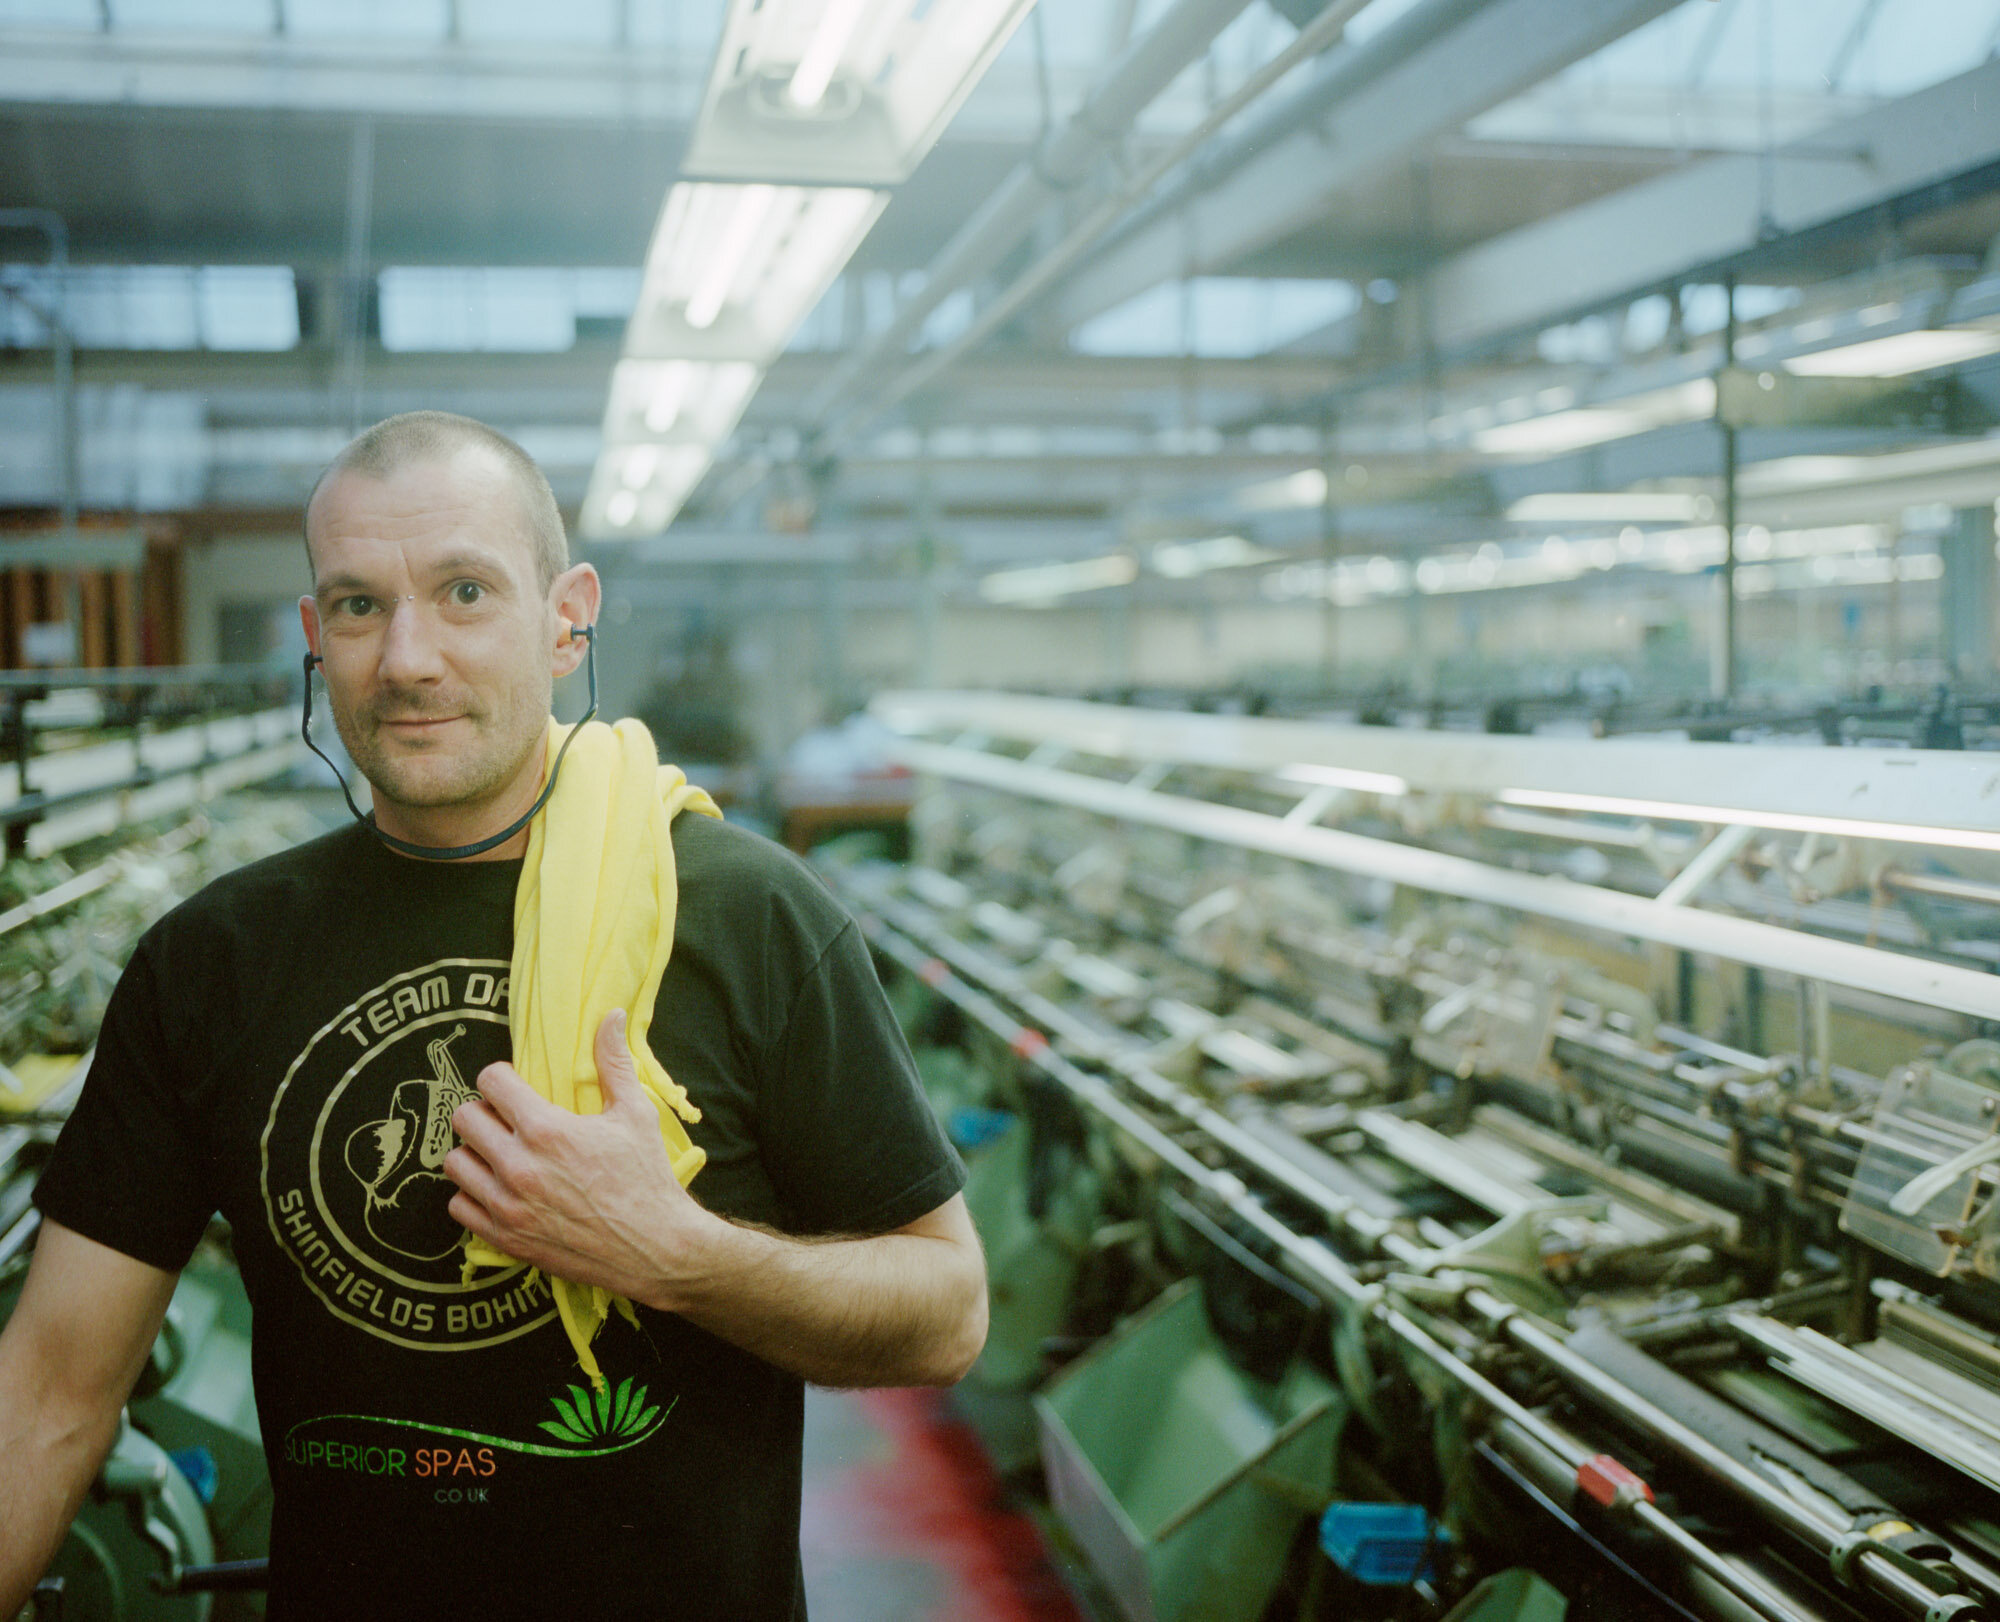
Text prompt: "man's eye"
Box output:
[[335, 595, 375, 618], [450, 581, 485, 606]]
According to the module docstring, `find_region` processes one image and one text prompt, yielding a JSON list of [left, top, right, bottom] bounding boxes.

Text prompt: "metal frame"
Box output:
[[874, 692, 2000, 1021]]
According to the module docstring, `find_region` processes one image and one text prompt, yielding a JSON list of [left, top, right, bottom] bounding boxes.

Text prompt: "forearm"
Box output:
[[653, 1216, 988, 1388], [0, 1345, 123, 1615]]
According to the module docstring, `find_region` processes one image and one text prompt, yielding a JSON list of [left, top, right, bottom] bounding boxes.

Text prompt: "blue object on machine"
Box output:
[[1319, 1501, 1441, 1585], [948, 1106, 1014, 1151], [169, 1445, 219, 1506]]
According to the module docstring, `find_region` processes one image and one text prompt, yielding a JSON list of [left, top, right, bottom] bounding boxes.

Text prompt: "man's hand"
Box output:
[[445, 1009, 988, 1387], [444, 1009, 727, 1309]]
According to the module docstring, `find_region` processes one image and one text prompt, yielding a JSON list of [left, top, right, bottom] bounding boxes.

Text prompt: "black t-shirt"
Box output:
[[34, 814, 963, 1622]]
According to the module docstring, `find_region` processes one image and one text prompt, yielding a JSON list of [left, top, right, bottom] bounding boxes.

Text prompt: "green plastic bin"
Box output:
[[1034, 1279, 1343, 1622]]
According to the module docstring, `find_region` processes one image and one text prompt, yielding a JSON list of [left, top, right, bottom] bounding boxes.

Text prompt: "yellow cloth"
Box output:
[[460, 716, 720, 1387]]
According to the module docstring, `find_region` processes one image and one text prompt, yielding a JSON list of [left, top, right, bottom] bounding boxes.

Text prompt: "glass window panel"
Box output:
[[475, 268, 574, 350], [198, 266, 298, 351], [378, 267, 478, 352], [378, 266, 577, 352], [1845, 0, 2000, 96], [60, 266, 199, 349], [457, 0, 617, 44], [284, 0, 448, 39], [1072, 277, 1359, 357], [110, 0, 271, 32], [0, 0, 98, 26], [573, 267, 641, 319]]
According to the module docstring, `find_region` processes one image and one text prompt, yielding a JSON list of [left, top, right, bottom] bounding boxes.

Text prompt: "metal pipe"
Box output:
[[1879, 869, 2000, 909], [0, 209, 75, 537], [801, 0, 1261, 430], [832, 0, 1380, 446], [1468, 1289, 1979, 1620], [1075, 0, 1491, 290]]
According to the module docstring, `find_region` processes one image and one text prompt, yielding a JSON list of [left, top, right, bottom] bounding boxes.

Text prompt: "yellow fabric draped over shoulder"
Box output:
[[459, 715, 721, 1388]]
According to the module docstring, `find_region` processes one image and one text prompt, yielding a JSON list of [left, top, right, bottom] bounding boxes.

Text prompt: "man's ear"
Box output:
[[550, 564, 602, 677], [299, 596, 322, 660]]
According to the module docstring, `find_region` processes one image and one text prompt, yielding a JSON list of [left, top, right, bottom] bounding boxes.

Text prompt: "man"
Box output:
[[0, 412, 986, 1620]]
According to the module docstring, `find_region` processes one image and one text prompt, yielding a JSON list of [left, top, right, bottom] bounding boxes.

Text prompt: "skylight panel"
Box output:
[[456, 0, 621, 46], [283, 0, 450, 40], [109, 0, 271, 32], [1071, 278, 1360, 358], [197, 267, 299, 351], [1841, 0, 2000, 96], [0, 0, 98, 27]]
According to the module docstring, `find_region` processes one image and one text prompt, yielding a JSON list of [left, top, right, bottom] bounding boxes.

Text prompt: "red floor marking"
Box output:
[[801, 1387, 1086, 1622]]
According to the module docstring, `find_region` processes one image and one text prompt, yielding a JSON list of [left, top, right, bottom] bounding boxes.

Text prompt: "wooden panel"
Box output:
[[78, 570, 107, 669], [110, 570, 140, 669], [7, 567, 34, 672]]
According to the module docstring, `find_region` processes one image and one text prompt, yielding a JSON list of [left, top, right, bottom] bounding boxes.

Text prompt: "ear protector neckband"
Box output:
[[301, 622, 598, 862]]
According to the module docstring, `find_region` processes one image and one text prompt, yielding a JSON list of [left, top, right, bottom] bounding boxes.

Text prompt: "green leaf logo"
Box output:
[[537, 1377, 662, 1447]]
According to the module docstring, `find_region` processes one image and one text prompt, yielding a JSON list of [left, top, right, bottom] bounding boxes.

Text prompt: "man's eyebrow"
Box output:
[[313, 572, 373, 599]]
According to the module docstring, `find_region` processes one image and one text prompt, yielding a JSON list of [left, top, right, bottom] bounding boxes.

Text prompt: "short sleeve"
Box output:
[[755, 920, 964, 1236], [33, 932, 214, 1272]]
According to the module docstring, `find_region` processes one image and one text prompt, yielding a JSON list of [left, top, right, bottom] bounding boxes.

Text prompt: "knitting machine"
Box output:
[[3, 671, 321, 1622], [834, 690, 2000, 1622]]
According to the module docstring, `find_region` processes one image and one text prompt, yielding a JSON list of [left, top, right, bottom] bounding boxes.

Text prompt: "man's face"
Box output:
[[302, 449, 560, 822]]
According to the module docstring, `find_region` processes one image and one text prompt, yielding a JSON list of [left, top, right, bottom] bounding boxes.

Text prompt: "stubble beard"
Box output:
[[333, 681, 547, 816]]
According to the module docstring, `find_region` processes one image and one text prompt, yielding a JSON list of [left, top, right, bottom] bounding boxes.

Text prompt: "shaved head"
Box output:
[[306, 412, 568, 588]]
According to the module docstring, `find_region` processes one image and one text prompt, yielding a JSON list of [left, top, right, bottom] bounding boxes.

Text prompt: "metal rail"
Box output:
[[898, 739, 2000, 1021]]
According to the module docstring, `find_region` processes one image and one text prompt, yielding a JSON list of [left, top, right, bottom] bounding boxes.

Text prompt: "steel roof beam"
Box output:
[[1051, 0, 1681, 331], [1422, 56, 2000, 354]]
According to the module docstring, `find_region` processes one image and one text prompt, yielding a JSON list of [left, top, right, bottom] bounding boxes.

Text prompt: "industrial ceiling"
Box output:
[[2, 0, 1999, 604]]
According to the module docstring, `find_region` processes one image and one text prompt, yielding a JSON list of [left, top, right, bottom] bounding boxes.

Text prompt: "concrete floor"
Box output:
[[800, 1385, 1088, 1622]]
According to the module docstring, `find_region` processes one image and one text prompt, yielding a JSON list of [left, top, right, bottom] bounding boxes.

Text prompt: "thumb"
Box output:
[[591, 1008, 650, 1118]]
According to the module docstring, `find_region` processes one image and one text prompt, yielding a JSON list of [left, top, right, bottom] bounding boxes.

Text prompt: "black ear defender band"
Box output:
[[300, 622, 599, 861]]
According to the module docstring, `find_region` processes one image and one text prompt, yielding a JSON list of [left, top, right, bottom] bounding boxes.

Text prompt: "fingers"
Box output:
[[473, 1059, 554, 1134], [591, 1008, 648, 1118]]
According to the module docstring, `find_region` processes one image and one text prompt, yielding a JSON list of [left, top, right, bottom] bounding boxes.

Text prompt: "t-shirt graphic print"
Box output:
[[260, 958, 553, 1349]]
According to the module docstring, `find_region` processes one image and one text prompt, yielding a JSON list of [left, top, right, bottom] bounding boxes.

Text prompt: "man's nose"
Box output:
[[376, 599, 444, 684]]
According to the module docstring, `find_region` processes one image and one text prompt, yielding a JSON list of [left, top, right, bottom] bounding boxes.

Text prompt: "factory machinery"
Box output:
[[828, 691, 2000, 1622], [2, 667, 311, 1622]]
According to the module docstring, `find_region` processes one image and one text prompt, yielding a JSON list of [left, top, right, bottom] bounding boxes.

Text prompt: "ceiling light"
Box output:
[[628, 182, 887, 363], [1151, 535, 1280, 578], [603, 359, 762, 446], [788, 0, 871, 109], [1238, 468, 1329, 512], [1495, 788, 2000, 855], [980, 554, 1138, 606], [1277, 763, 1409, 796], [1782, 329, 2000, 378], [581, 446, 713, 539], [1472, 380, 1716, 458], [685, 185, 778, 330], [686, 0, 1036, 185], [1507, 493, 1709, 524]]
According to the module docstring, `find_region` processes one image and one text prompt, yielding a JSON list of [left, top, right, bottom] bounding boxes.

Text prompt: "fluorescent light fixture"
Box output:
[[686, 0, 1036, 185], [627, 182, 887, 362], [1151, 534, 1280, 578], [686, 185, 778, 330], [789, 0, 871, 108], [980, 554, 1138, 606], [1238, 468, 1329, 512], [1277, 763, 1409, 797], [1495, 788, 2000, 855], [602, 358, 762, 446], [1473, 379, 1715, 457], [1507, 492, 1710, 524], [1782, 329, 2000, 378], [580, 445, 712, 539]]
